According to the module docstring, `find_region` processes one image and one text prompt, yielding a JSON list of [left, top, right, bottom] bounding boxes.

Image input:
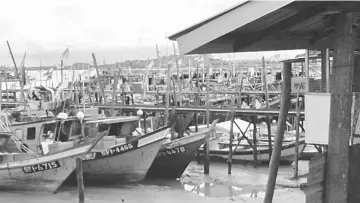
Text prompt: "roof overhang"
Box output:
[[169, 1, 360, 55]]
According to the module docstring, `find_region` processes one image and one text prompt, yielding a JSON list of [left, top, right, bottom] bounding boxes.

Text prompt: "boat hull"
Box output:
[[197, 140, 306, 165], [146, 132, 207, 179], [82, 128, 169, 183], [0, 144, 91, 192]]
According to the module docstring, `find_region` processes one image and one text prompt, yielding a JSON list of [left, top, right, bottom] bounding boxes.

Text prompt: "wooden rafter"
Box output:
[[232, 2, 328, 52]]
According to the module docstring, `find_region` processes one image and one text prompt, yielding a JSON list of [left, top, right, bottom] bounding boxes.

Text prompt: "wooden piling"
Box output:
[[61, 59, 64, 84], [261, 56, 272, 160], [228, 109, 235, 174], [111, 73, 119, 116], [0, 71, 2, 111], [165, 64, 171, 125], [293, 89, 301, 179], [263, 61, 292, 203], [76, 158, 85, 203], [324, 12, 355, 203], [4, 70, 9, 102], [252, 116, 258, 167], [204, 54, 210, 175], [173, 42, 182, 106], [92, 53, 105, 103]]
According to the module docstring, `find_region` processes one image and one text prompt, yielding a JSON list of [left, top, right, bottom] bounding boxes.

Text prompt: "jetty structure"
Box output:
[[168, 1, 360, 203]]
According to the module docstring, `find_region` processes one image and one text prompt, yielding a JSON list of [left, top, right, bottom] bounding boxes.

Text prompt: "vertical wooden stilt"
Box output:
[[228, 110, 235, 174], [204, 55, 210, 175], [263, 61, 292, 203], [143, 111, 147, 134], [4, 71, 9, 102], [293, 89, 301, 179], [61, 59, 64, 84], [76, 158, 85, 203], [0, 71, 2, 111], [321, 49, 327, 92], [325, 12, 354, 203], [165, 64, 171, 126], [261, 56, 272, 160], [252, 116, 258, 167]]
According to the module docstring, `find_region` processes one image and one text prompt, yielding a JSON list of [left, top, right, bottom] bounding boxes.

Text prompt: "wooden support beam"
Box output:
[[204, 55, 211, 175], [71, 104, 303, 117], [325, 12, 355, 203], [165, 63, 171, 125], [228, 110, 235, 174], [233, 2, 327, 51], [305, 49, 310, 92], [261, 56, 272, 160], [63, 89, 305, 96], [92, 53, 105, 103], [264, 61, 292, 203], [76, 158, 85, 203], [321, 49, 327, 92], [293, 89, 301, 179], [60, 59, 64, 83], [252, 116, 258, 167], [326, 48, 330, 93]]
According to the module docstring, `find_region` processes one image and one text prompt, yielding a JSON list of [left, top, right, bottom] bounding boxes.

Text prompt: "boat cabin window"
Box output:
[[42, 123, 56, 139], [27, 127, 36, 140], [139, 119, 153, 132], [15, 129, 23, 140]]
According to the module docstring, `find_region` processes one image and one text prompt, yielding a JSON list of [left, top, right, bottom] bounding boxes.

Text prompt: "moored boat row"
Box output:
[[0, 109, 216, 192]]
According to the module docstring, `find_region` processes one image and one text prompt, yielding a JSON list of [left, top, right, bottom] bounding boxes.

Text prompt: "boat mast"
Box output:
[[6, 41, 25, 102], [92, 53, 105, 103]]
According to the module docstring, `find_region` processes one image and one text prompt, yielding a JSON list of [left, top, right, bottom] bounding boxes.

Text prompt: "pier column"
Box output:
[[263, 61, 292, 203], [324, 12, 355, 203]]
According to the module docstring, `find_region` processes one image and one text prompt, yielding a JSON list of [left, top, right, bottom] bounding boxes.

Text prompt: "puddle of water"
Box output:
[[180, 179, 264, 199]]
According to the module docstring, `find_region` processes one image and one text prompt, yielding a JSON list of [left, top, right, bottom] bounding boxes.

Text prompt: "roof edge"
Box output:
[[168, 0, 250, 40]]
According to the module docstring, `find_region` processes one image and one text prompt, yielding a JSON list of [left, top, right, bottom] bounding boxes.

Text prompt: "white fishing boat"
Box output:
[[0, 132, 94, 192], [81, 118, 170, 182]]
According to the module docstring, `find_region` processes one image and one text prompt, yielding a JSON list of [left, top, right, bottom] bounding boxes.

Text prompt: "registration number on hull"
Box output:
[[22, 160, 61, 174], [156, 146, 186, 157]]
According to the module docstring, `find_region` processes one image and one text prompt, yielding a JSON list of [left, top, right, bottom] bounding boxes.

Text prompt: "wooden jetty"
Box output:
[[168, 1, 360, 203]]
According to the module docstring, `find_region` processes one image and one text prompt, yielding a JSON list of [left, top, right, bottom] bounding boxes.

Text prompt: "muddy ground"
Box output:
[[0, 161, 308, 203]]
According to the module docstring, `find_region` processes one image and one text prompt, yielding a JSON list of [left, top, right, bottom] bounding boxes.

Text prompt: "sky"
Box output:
[[0, 0, 303, 67]]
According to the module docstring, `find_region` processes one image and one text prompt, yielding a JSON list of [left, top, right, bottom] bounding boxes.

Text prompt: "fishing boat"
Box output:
[[81, 122, 170, 183], [0, 131, 96, 192], [193, 118, 307, 165], [197, 139, 306, 165], [146, 120, 218, 179]]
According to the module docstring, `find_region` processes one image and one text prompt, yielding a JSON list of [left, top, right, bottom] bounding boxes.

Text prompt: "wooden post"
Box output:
[[228, 109, 235, 174], [173, 42, 182, 106], [263, 61, 292, 203], [324, 12, 354, 203], [76, 158, 85, 203], [143, 111, 147, 134], [61, 59, 64, 83], [92, 53, 105, 104], [0, 70, 2, 111], [195, 63, 200, 133], [252, 116, 258, 167], [261, 56, 272, 160], [165, 64, 171, 125], [111, 73, 118, 116], [304, 49, 310, 92], [325, 48, 330, 93], [293, 89, 300, 179], [4, 70, 8, 102], [204, 54, 210, 175]]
